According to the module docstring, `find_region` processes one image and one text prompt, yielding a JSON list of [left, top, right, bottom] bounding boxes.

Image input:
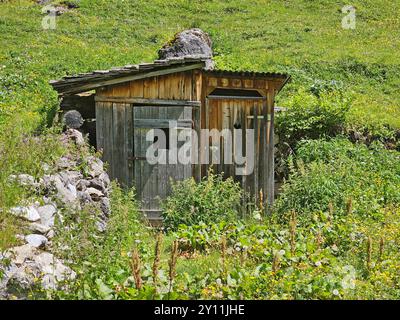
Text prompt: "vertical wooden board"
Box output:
[[208, 100, 217, 173], [140, 106, 151, 210], [192, 105, 201, 181], [112, 83, 130, 97], [255, 79, 265, 89], [240, 105, 247, 194], [171, 73, 182, 99], [133, 109, 142, 208], [245, 102, 253, 199], [143, 77, 158, 99], [97, 86, 113, 97], [266, 90, 275, 210], [184, 72, 192, 100], [221, 100, 231, 178], [183, 106, 193, 181], [158, 75, 166, 99], [194, 70, 202, 101], [261, 99, 268, 210], [149, 106, 160, 210], [95, 102, 105, 154], [102, 102, 113, 179], [230, 100, 238, 179], [178, 72, 185, 100], [130, 79, 144, 98], [253, 103, 259, 205], [125, 104, 134, 188], [112, 103, 126, 186], [158, 106, 168, 202], [217, 99, 223, 175], [202, 97, 209, 177]]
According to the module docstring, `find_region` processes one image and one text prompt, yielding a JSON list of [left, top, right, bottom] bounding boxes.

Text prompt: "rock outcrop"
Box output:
[[0, 129, 111, 299], [158, 28, 214, 70]]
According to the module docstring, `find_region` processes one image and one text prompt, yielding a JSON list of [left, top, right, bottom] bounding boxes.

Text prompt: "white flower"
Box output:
[[333, 289, 339, 296]]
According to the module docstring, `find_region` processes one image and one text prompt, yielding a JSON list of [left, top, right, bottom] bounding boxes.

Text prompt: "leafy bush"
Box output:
[[276, 89, 351, 149], [275, 137, 400, 218], [161, 171, 242, 231]]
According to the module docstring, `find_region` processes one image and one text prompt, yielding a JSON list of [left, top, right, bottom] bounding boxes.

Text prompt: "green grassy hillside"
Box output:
[[0, 0, 399, 134], [1, 0, 400, 299]]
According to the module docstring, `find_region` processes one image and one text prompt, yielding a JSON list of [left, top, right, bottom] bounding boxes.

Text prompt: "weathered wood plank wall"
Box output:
[[96, 71, 202, 216], [95, 69, 281, 216]]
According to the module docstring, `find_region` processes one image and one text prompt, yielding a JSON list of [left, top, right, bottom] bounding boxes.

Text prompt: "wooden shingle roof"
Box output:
[[50, 57, 207, 96], [50, 57, 290, 96]]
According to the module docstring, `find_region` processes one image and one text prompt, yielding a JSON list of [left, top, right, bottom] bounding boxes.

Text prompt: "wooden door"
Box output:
[[133, 105, 195, 219], [206, 98, 267, 203]]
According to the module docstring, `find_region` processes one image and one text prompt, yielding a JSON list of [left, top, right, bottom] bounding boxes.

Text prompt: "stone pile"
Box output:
[[0, 129, 111, 299]]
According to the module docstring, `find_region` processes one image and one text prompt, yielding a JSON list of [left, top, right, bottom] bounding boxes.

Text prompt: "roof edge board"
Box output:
[[52, 62, 205, 96]]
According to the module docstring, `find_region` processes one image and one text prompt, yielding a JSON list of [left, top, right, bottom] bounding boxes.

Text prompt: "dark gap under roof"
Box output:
[[208, 88, 263, 97]]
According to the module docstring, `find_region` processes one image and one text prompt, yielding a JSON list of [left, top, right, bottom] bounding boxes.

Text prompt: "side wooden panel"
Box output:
[[95, 101, 105, 154], [266, 89, 276, 211], [102, 101, 114, 179], [112, 103, 129, 187]]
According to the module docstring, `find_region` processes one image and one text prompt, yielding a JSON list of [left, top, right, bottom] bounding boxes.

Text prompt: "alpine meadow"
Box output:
[[0, 0, 400, 300]]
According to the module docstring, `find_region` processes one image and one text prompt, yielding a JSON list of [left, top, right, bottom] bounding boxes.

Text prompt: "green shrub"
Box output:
[[275, 137, 400, 218], [275, 89, 351, 149], [161, 171, 242, 231]]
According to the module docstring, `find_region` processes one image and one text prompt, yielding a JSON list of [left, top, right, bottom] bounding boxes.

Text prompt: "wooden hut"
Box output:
[[51, 58, 290, 221]]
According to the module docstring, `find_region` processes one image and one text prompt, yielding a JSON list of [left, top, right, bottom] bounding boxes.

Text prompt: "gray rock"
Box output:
[[10, 206, 40, 222], [87, 157, 104, 177], [77, 190, 93, 204], [46, 174, 78, 204], [25, 234, 48, 249], [100, 197, 111, 217], [8, 174, 39, 189], [58, 170, 82, 185], [46, 229, 55, 239], [158, 28, 214, 69], [37, 204, 57, 228], [76, 179, 90, 191], [4, 244, 37, 266], [86, 187, 104, 201], [88, 178, 105, 192], [28, 222, 51, 235], [96, 220, 107, 233], [98, 172, 110, 187], [55, 157, 77, 170], [34, 252, 76, 290], [1, 248, 76, 297], [63, 129, 85, 146], [63, 110, 84, 129]]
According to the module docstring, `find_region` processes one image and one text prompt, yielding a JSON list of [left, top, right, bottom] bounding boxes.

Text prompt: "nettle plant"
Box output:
[[161, 170, 242, 231]]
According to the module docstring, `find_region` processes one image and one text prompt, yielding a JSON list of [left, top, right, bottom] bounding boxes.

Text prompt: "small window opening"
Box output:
[[208, 88, 263, 98]]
